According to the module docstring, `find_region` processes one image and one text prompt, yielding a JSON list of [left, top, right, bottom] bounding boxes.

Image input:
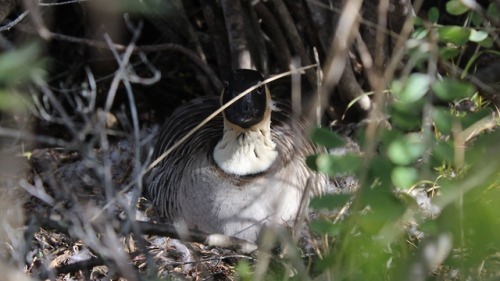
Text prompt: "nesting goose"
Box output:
[[145, 69, 327, 242]]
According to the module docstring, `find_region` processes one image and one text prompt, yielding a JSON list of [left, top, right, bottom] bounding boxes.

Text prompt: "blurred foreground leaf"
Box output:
[[310, 127, 345, 149], [387, 133, 426, 165], [307, 153, 361, 177], [310, 194, 351, 210], [438, 26, 471, 45], [445, 0, 469, 15], [391, 166, 419, 189], [391, 73, 431, 103], [432, 79, 476, 101], [0, 44, 45, 85]]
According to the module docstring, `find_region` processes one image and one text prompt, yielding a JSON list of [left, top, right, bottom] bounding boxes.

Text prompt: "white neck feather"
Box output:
[[213, 119, 278, 176]]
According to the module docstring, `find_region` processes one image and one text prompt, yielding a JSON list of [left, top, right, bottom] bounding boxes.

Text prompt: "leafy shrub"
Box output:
[[305, 2, 500, 280]]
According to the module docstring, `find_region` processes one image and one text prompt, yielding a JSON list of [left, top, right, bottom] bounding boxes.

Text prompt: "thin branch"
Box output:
[[200, 0, 231, 78], [36, 215, 258, 254], [22, 0, 51, 40], [169, 0, 207, 62], [103, 21, 142, 113], [55, 256, 104, 275], [384, 0, 423, 82], [254, 2, 291, 70], [0, 126, 69, 146], [270, 0, 316, 85], [15, 25, 223, 90], [320, 0, 363, 101], [38, 0, 90, 6], [0, 10, 29, 32]]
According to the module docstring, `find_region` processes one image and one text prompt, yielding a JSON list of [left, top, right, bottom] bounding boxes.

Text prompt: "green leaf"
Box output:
[[465, 130, 500, 165], [478, 37, 493, 48], [368, 155, 395, 189], [469, 29, 488, 42], [310, 127, 345, 149], [390, 101, 423, 130], [446, 0, 470, 15], [0, 44, 45, 84], [236, 261, 253, 281], [310, 194, 351, 210], [487, 3, 499, 18], [359, 190, 405, 234], [309, 153, 361, 177], [432, 107, 455, 134], [391, 166, 419, 189], [471, 11, 482, 26], [0, 90, 25, 112], [437, 26, 471, 45], [306, 155, 319, 171], [428, 7, 440, 23], [413, 16, 424, 26], [411, 28, 428, 40], [461, 109, 492, 129], [387, 133, 426, 165], [391, 73, 431, 103], [431, 79, 476, 101], [310, 219, 341, 236], [439, 46, 461, 60], [431, 140, 455, 166], [380, 129, 400, 154]]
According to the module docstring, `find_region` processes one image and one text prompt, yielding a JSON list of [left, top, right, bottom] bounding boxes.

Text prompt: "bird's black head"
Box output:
[[222, 69, 267, 129]]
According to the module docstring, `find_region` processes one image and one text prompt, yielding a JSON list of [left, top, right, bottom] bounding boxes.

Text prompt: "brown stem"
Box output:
[[242, 0, 268, 74], [304, 0, 337, 58], [254, 2, 291, 71], [220, 0, 252, 69], [286, 0, 325, 61], [269, 0, 316, 86], [360, 0, 389, 71], [174, 0, 207, 61], [387, 0, 414, 71], [200, 0, 231, 79], [338, 57, 371, 112]]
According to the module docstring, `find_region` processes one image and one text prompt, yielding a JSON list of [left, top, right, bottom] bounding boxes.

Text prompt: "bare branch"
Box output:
[[0, 11, 29, 32], [38, 0, 90, 6], [15, 25, 223, 90]]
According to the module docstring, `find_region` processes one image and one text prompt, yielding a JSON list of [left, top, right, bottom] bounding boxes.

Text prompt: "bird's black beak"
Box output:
[[222, 69, 267, 129]]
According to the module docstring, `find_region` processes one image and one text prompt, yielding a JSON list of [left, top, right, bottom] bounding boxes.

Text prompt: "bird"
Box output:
[[145, 69, 328, 242]]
